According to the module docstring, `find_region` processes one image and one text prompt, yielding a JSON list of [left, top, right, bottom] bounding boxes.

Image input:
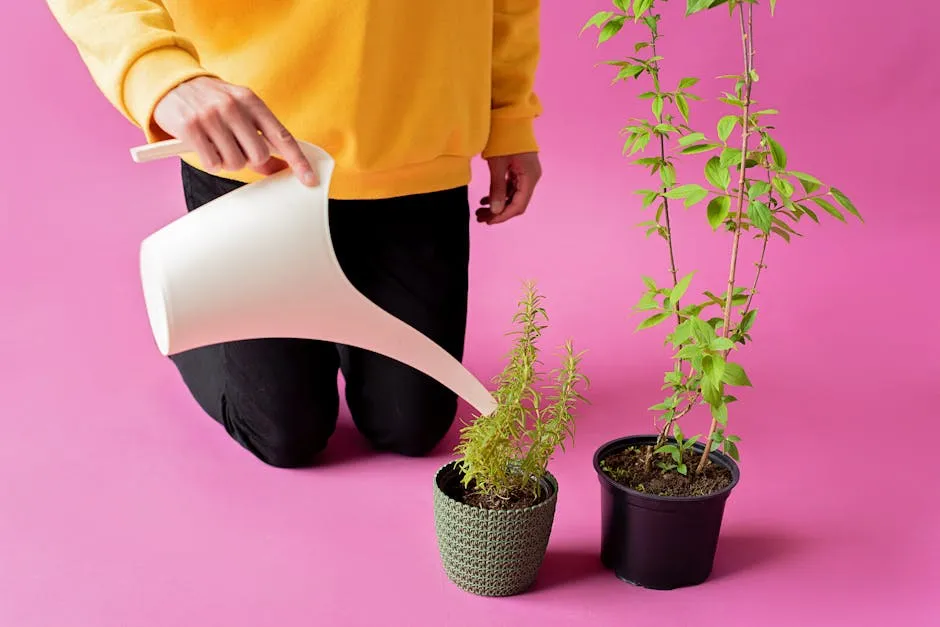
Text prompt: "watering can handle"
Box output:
[[130, 138, 194, 163]]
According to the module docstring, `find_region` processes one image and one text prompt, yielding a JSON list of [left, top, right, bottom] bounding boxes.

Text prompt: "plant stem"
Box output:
[[646, 8, 684, 454], [742, 170, 774, 316], [649, 16, 682, 314], [697, 1, 755, 475]]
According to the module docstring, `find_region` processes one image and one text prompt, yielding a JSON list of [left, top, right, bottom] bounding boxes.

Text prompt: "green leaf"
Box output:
[[613, 0, 629, 10], [614, 65, 644, 81], [598, 16, 625, 43], [676, 94, 690, 122], [628, 132, 651, 155], [660, 163, 676, 187], [747, 200, 772, 233], [652, 95, 664, 120], [581, 11, 614, 35], [720, 147, 742, 167], [679, 132, 707, 147], [686, 187, 709, 208], [739, 309, 757, 332], [791, 171, 822, 194], [705, 157, 731, 190], [677, 463, 689, 476], [766, 136, 787, 168], [722, 362, 752, 386], [707, 196, 731, 230], [679, 77, 700, 89], [671, 272, 695, 305], [830, 188, 863, 221], [748, 181, 771, 199], [664, 184, 707, 200], [685, 0, 712, 16], [702, 355, 727, 388], [633, 0, 654, 20], [811, 197, 846, 222], [770, 0, 778, 16], [642, 276, 657, 291], [637, 312, 671, 330], [656, 444, 679, 456], [710, 402, 728, 425], [711, 337, 735, 351], [717, 115, 738, 142], [690, 317, 715, 345], [773, 177, 795, 200], [635, 292, 660, 311], [797, 203, 820, 224], [681, 143, 721, 155], [671, 320, 693, 347], [635, 41, 651, 52], [702, 376, 723, 406], [725, 441, 740, 461]]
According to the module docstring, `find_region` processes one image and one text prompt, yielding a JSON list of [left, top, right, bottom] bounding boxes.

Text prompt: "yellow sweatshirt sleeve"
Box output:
[[46, 0, 215, 139], [483, 0, 543, 159]]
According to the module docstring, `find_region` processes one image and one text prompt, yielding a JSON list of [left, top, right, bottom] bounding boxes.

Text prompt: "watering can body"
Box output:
[[135, 140, 498, 416]]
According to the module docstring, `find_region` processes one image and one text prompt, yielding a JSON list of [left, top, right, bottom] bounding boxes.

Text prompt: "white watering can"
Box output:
[[131, 138, 498, 416]]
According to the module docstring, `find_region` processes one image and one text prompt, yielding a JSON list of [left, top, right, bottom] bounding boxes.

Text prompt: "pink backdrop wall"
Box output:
[[1, 1, 938, 626]]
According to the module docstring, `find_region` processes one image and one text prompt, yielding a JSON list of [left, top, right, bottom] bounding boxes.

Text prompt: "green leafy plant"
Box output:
[[583, 0, 861, 489], [455, 281, 589, 509]]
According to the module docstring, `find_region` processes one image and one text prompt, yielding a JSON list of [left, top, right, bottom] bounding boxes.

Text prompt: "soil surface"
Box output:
[[601, 445, 733, 497], [462, 488, 541, 511]]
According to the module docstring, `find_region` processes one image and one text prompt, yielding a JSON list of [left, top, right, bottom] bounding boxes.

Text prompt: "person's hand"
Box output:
[[153, 76, 317, 186], [476, 152, 542, 225]]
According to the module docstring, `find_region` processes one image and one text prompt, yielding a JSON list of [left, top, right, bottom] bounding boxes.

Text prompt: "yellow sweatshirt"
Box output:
[[46, 1, 542, 199]]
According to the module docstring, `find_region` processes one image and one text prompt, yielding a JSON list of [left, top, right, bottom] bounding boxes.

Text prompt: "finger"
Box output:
[[476, 207, 494, 223], [488, 160, 510, 215], [224, 102, 271, 168], [178, 114, 222, 172], [253, 156, 289, 176], [487, 174, 533, 225], [201, 108, 248, 172], [241, 91, 317, 186]]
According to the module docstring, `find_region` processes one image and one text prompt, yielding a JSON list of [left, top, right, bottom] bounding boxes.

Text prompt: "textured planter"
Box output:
[[433, 461, 558, 597], [594, 435, 741, 590]]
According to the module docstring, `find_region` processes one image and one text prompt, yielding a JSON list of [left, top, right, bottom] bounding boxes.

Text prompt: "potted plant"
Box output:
[[582, 0, 862, 589], [433, 281, 589, 597]]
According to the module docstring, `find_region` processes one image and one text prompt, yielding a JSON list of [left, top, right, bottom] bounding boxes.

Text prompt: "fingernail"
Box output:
[[491, 200, 505, 214], [302, 171, 317, 186]]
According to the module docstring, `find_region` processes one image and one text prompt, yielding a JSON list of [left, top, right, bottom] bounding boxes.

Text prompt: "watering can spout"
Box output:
[[133, 139, 498, 417]]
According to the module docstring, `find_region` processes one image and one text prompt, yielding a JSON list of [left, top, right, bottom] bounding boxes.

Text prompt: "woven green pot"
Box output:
[[433, 461, 558, 597]]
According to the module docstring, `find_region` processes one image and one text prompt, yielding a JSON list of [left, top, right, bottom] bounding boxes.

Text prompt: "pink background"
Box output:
[[2, 1, 938, 625]]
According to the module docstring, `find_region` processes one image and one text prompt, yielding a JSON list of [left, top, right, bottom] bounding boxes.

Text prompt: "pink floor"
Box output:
[[3, 2, 939, 626]]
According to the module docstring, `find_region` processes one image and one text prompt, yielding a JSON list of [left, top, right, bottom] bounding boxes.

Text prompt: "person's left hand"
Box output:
[[477, 152, 542, 225]]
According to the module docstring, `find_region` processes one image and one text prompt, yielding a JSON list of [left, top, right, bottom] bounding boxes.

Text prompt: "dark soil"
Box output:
[[601, 445, 733, 497], [462, 487, 541, 511]]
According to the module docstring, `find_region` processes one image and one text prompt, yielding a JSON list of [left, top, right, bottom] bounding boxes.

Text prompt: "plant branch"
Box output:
[[698, 1, 755, 475]]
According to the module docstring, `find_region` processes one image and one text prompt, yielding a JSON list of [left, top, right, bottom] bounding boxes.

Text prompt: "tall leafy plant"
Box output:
[[584, 0, 861, 483]]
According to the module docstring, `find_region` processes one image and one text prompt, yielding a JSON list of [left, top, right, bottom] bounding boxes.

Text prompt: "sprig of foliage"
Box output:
[[583, 0, 861, 477], [455, 281, 589, 503]]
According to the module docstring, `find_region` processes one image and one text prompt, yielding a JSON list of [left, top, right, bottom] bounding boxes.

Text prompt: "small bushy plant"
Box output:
[[583, 0, 861, 493], [455, 281, 589, 509]]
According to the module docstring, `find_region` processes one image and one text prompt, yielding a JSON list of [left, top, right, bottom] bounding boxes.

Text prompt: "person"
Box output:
[[47, 1, 543, 468]]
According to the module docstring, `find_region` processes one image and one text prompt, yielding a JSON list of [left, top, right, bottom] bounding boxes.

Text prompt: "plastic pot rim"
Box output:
[[592, 434, 741, 505]]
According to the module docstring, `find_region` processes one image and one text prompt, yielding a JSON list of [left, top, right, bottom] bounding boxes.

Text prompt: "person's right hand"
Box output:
[[153, 76, 317, 186]]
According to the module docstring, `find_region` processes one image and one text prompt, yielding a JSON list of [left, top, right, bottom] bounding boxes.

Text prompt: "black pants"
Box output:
[[169, 162, 470, 468]]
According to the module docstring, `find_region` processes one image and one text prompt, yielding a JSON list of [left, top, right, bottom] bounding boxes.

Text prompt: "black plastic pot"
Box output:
[[593, 435, 740, 590]]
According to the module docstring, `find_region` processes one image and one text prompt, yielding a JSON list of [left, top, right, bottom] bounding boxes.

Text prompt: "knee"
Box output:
[[220, 397, 337, 469], [252, 434, 327, 469], [366, 394, 458, 458]]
